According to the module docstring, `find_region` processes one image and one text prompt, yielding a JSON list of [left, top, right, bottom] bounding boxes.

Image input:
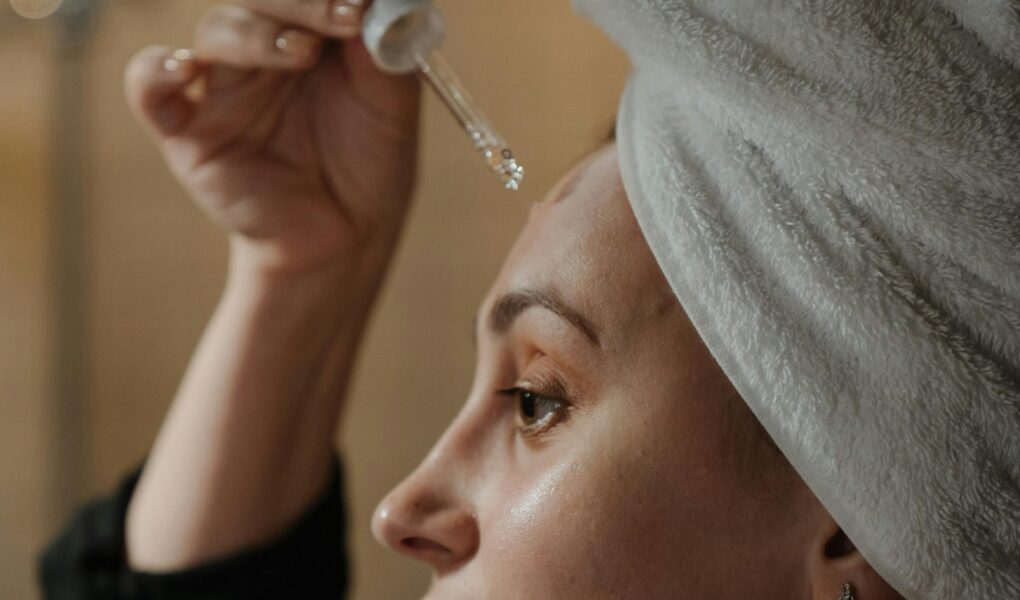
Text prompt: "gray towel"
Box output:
[[572, 0, 1020, 597]]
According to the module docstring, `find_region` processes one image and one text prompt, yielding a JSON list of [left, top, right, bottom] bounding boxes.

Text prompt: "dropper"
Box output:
[[362, 0, 524, 191]]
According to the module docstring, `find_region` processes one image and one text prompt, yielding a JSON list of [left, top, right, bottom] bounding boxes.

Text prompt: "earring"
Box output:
[[839, 582, 856, 600]]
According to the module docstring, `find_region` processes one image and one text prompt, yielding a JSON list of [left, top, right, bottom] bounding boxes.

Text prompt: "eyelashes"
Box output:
[[496, 384, 571, 439]]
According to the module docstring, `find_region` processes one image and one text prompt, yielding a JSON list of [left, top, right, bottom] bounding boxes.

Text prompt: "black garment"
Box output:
[[38, 457, 349, 600]]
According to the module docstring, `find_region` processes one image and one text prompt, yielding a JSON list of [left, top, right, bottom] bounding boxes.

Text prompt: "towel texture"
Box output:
[[572, 1, 1020, 598]]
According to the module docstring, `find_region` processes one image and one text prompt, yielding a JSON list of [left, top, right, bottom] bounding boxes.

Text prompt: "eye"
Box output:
[[497, 386, 569, 437]]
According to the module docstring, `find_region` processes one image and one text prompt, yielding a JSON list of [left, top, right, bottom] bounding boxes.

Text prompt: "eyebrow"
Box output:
[[473, 288, 602, 348]]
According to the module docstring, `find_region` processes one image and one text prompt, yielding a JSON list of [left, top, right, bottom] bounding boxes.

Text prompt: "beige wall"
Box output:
[[0, 1, 628, 598], [0, 22, 56, 600]]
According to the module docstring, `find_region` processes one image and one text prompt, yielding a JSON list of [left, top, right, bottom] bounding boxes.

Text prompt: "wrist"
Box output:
[[226, 226, 398, 302], [220, 234, 400, 364]]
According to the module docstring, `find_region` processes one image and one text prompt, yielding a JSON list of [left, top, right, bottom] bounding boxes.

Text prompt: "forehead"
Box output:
[[487, 144, 680, 349]]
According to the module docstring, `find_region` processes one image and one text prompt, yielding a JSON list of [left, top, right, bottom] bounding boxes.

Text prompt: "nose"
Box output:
[[372, 458, 480, 572]]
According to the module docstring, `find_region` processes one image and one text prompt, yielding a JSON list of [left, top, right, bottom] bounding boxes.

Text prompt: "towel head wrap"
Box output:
[[571, 1, 1020, 597]]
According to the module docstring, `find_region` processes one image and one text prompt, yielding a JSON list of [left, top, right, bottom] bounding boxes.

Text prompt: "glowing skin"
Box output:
[[373, 144, 903, 599]]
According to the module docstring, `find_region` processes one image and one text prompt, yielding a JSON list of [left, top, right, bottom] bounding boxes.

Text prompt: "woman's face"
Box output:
[[373, 144, 820, 598]]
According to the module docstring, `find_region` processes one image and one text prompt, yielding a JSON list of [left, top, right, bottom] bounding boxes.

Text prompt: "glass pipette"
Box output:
[[414, 51, 525, 191], [363, 0, 523, 191]]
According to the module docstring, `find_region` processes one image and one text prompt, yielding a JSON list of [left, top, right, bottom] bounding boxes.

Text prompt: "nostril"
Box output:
[[401, 537, 451, 556]]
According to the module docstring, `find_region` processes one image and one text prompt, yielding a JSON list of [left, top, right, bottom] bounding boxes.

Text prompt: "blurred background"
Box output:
[[0, 0, 628, 597]]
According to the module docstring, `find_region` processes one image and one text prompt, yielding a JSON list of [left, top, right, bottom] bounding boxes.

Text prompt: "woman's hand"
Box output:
[[122, 1, 422, 572], [125, 0, 421, 278]]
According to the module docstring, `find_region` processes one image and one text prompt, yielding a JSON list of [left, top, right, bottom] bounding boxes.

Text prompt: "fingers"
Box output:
[[124, 45, 201, 138], [195, 5, 324, 70], [125, 1, 378, 142], [235, 0, 370, 38]]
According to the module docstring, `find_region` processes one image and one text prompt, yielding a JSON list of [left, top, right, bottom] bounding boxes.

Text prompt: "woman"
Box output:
[[40, 0, 1019, 598]]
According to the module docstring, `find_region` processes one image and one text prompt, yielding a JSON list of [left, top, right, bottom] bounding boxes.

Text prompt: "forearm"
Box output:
[[125, 235, 393, 572]]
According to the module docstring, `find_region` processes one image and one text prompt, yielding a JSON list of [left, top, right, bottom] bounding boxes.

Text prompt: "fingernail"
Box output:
[[163, 48, 195, 73], [330, 0, 363, 29], [275, 29, 317, 56]]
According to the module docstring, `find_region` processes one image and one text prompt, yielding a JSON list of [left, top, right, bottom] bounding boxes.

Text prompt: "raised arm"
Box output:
[[120, 0, 420, 571]]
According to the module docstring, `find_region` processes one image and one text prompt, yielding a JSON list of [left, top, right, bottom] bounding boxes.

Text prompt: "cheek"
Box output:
[[472, 391, 758, 599], [469, 417, 703, 597], [478, 449, 599, 595]]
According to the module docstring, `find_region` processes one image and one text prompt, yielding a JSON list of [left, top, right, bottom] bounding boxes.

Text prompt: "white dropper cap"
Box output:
[[362, 0, 446, 75]]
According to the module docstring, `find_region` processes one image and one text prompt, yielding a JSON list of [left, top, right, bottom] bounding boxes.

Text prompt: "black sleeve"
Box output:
[[38, 456, 349, 600]]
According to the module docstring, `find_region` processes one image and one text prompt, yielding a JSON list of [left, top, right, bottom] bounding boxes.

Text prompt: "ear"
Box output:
[[807, 518, 904, 600]]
